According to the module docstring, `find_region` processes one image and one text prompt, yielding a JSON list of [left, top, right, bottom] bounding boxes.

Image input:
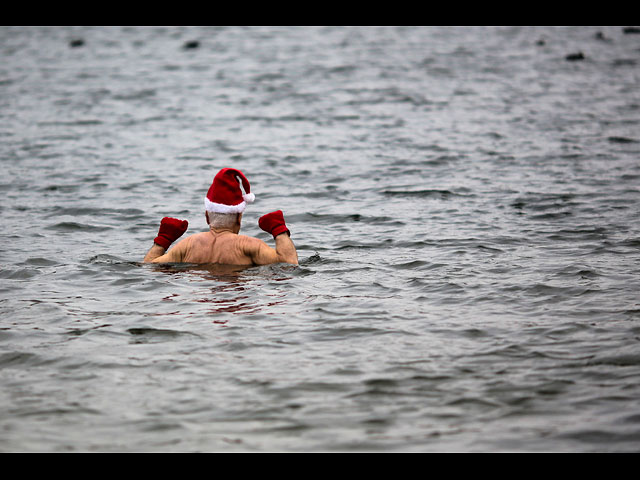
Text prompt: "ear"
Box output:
[[205, 211, 209, 225]]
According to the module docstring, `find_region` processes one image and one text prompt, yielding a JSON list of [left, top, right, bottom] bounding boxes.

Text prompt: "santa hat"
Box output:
[[204, 168, 255, 214]]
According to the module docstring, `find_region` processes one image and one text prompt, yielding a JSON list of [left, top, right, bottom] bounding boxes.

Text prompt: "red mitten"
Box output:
[[258, 210, 290, 238], [154, 217, 188, 249]]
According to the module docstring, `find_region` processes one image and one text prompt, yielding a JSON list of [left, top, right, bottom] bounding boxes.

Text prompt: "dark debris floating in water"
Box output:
[[565, 52, 585, 61], [182, 40, 200, 50]]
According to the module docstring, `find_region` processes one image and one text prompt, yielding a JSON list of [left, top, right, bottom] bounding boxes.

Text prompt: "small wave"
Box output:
[[112, 89, 157, 101], [607, 136, 639, 144], [546, 226, 608, 241], [588, 353, 640, 367], [48, 206, 145, 220], [335, 239, 394, 250], [382, 188, 472, 199], [292, 212, 400, 226], [390, 260, 430, 270], [127, 327, 199, 343], [344, 86, 433, 107], [0, 351, 46, 367], [557, 428, 640, 447], [87, 254, 133, 265], [300, 253, 341, 266], [554, 264, 602, 279], [530, 212, 573, 220], [39, 184, 82, 193], [37, 119, 102, 126], [0, 267, 40, 280], [22, 257, 59, 267], [48, 222, 113, 232], [511, 192, 580, 212]]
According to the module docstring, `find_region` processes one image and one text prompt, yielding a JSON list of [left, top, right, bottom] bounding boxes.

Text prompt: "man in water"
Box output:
[[143, 168, 298, 266]]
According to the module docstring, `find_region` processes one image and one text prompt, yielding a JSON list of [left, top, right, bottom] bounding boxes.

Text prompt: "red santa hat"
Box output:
[[204, 168, 255, 214]]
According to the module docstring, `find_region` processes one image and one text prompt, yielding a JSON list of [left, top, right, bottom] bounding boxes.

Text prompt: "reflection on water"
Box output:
[[152, 262, 254, 278], [151, 263, 295, 318]]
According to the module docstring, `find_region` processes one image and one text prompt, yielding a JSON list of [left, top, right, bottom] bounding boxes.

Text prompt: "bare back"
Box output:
[[148, 227, 297, 266], [179, 231, 255, 265]]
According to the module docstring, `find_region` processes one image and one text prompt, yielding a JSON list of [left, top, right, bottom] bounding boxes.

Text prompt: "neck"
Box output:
[[209, 226, 238, 235]]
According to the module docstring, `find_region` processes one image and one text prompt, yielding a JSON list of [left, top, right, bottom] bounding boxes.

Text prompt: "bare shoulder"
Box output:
[[236, 234, 267, 251], [159, 232, 204, 262], [237, 234, 278, 265], [186, 232, 211, 245], [176, 232, 215, 263]]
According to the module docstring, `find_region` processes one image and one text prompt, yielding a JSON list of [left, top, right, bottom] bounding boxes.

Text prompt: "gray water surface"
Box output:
[[1, 26, 640, 452]]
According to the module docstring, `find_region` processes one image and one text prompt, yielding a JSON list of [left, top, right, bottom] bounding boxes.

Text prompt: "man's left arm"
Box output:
[[143, 217, 188, 263]]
